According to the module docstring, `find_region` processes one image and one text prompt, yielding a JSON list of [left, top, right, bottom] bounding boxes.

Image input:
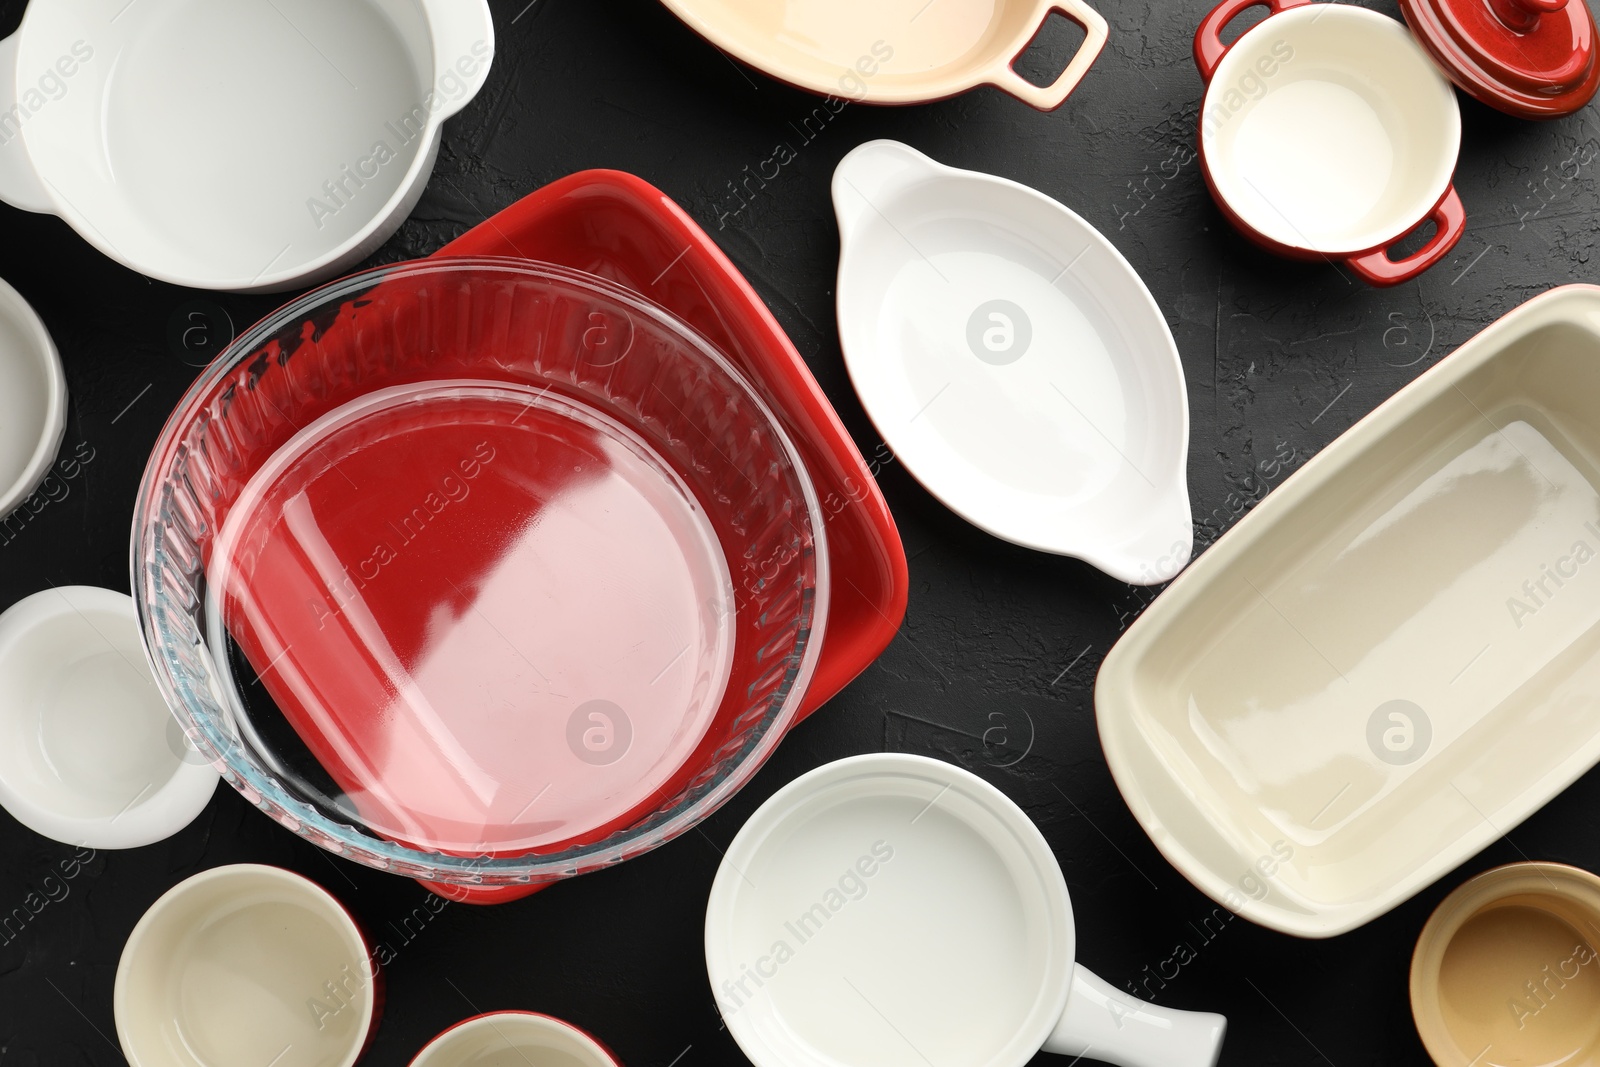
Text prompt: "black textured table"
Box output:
[[1, 0, 1595, 1063]]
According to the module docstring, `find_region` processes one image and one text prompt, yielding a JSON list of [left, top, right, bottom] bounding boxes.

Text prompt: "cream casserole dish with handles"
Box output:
[[657, 0, 1108, 109]]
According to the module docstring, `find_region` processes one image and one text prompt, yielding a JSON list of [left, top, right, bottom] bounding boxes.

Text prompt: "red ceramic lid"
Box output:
[[1400, 0, 1600, 118]]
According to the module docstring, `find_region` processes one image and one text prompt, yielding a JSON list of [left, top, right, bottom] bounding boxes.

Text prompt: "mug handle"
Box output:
[[1044, 965, 1227, 1067], [989, 1, 1109, 111], [0, 33, 54, 214], [1193, 0, 1313, 83], [1344, 187, 1467, 287]]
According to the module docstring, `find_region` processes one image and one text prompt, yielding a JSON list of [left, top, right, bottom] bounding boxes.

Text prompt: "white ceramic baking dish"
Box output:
[[1098, 285, 1600, 937], [833, 141, 1193, 585], [0, 0, 492, 292]]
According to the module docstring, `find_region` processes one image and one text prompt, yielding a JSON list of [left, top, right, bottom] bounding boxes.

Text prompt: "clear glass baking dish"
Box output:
[[133, 259, 827, 899]]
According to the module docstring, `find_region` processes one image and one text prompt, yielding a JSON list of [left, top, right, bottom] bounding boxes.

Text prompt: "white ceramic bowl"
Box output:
[[0, 276, 65, 514], [0, 0, 493, 291], [410, 1013, 619, 1067], [116, 864, 378, 1067], [0, 586, 216, 848]]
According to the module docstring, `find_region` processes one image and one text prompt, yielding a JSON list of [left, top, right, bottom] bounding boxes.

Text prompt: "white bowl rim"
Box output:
[[0, 276, 66, 515]]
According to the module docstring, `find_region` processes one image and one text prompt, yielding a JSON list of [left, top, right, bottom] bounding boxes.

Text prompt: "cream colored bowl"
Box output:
[[1412, 863, 1600, 1067], [116, 865, 378, 1067]]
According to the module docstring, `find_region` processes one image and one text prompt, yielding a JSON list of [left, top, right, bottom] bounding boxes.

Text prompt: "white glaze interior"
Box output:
[[2, 0, 491, 289], [655, 0, 1106, 107], [0, 586, 216, 848], [0, 276, 64, 514], [834, 141, 1192, 584], [706, 755, 1069, 1067]]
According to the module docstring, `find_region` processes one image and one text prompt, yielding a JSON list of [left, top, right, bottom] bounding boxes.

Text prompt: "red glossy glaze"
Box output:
[[435, 171, 908, 722], [218, 387, 748, 854], [408, 175, 909, 904], [1344, 187, 1467, 285], [210, 262, 824, 906], [1193, 0, 1468, 286], [212, 176, 905, 907], [1401, 0, 1599, 118], [1198, 153, 1467, 285]]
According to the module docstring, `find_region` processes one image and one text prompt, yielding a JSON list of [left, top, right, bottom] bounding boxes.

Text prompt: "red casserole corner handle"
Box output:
[[1193, 0, 1312, 82], [1345, 188, 1467, 287]]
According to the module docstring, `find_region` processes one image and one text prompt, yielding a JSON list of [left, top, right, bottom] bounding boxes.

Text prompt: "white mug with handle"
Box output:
[[706, 753, 1226, 1067]]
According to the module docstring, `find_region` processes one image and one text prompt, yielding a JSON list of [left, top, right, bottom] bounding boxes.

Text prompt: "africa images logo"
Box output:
[[311, 441, 496, 630], [966, 299, 1032, 365], [1504, 519, 1600, 628], [305, 40, 491, 230], [0, 40, 94, 147]]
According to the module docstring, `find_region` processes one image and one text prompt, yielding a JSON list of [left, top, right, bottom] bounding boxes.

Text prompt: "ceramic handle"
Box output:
[[1344, 187, 1466, 287], [832, 140, 940, 244], [1193, 0, 1312, 82], [1101, 494, 1194, 586], [1488, 0, 1565, 30], [0, 33, 53, 214], [989, 1, 1109, 111], [418, 0, 496, 119], [1045, 966, 1227, 1067]]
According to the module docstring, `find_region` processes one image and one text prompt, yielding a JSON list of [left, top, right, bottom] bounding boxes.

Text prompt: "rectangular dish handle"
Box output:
[[990, 1, 1109, 111]]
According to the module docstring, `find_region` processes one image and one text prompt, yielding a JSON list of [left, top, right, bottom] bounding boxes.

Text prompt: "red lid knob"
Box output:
[[1401, 0, 1599, 117], [1489, 0, 1568, 31]]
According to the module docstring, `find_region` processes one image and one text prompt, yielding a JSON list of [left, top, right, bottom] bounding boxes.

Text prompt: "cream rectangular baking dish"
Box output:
[[1098, 285, 1600, 937]]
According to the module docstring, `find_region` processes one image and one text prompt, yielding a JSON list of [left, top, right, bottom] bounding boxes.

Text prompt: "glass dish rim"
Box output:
[[130, 255, 830, 884]]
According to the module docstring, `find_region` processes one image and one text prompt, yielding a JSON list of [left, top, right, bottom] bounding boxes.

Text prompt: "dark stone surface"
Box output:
[[0, 0, 1594, 1063]]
